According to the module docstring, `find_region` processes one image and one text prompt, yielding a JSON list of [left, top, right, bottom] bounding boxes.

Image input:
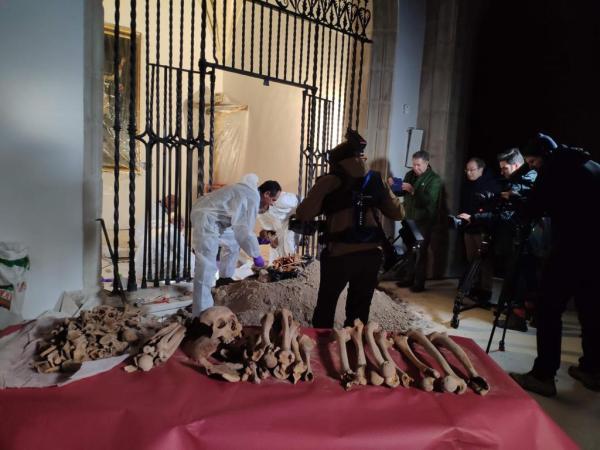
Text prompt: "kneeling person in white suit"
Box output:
[[190, 175, 281, 315]]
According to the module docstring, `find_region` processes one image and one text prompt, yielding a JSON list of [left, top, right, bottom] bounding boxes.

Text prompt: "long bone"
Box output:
[[277, 309, 295, 366], [349, 320, 367, 385], [290, 322, 307, 384], [375, 331, 412, 388], [332, 327, 358, 390], [428, 332, 490, 395], [365, 322, 396, 386], [274, 311, 298, 379], [298, 335, 315, 382], [254, 312, 279, 369], [393, 334, 439, 392], [408, 330, 467, 394]]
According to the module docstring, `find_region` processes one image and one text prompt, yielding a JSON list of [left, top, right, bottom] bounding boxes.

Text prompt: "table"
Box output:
[[0, 328, 576, 449]]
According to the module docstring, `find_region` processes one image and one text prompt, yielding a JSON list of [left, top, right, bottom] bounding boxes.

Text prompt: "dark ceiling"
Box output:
[[467, 0, 600, 164]]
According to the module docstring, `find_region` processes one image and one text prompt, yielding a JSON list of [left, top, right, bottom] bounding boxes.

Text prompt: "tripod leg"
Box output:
[[451, 258, 482, 329]]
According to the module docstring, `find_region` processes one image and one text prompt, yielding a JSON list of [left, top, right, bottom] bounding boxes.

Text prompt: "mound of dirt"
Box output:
[[213, 261, 438, 332]]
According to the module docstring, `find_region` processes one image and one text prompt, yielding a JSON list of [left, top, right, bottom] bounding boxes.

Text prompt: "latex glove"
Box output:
[[253, 256, 265, 268], [258, 236, 271, 245]]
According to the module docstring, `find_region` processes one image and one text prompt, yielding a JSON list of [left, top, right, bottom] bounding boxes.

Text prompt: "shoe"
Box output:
[[497, 314, 528, 332], [568, 366, 600, 392], [409, 284, 425, 293], [509, 371, 557, 397], [215, 277, 235, 288]]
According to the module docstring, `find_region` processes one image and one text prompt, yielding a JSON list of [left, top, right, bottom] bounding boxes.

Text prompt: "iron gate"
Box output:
[[106, 0, 372, 291]]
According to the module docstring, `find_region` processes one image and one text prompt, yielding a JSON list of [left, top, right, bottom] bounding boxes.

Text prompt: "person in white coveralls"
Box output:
[[190, 174, 281, 315]]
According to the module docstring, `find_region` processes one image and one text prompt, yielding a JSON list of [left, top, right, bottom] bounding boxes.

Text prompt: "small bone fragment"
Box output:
[[124, 364, 138, 373], [333, 327, 357, 390], [429, 332, 490, 396], [365, 322, 395, 384], [136, 354, 155, 372], [375, 331, 412, 388], [298, 335, 315, 382], [198, 357, 242, 382], [349, 320, 367, 385], [408, 330, 467, 394], [394, 334, 439, 392]]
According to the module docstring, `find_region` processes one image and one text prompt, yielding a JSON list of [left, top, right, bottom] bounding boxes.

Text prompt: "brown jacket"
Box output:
[[296, 158, 405, 257]]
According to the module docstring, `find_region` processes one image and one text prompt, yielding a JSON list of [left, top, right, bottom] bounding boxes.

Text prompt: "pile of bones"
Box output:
[[333, 319, 490, 395], [33, 305, 166, 373], [183, 306, 316, 384]]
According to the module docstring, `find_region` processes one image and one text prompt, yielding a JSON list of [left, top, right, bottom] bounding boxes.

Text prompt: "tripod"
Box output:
[[450, 232, 491, 329], [486, 230, 529, 353]]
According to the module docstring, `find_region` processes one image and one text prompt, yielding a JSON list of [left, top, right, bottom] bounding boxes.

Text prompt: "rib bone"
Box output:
[[394, 334, 439, 392], [408, 330, 467, 394], [429, 332, 490, 395]]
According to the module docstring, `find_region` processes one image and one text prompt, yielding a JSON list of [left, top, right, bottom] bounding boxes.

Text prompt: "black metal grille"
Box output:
[[106, 0, 371, 291]]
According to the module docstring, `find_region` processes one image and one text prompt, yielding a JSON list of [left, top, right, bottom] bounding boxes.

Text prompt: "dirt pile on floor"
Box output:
[[213, 261, 437, 332]]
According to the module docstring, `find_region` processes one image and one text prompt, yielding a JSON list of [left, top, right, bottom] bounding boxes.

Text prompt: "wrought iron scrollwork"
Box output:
[[272, 0, 371, 37]]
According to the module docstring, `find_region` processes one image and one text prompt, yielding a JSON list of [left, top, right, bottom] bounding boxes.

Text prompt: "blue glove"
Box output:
[[253, 256, 265, 268], [257, 236, 270, 245]]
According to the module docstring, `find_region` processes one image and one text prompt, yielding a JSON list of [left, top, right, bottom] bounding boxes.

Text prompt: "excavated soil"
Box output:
[[213, 261, 437, 332]]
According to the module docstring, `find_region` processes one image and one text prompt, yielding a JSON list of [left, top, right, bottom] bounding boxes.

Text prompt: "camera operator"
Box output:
[[295, 130, 405, 328], [456, 158, 501, 304], [494, 148, 539, 331], [510, 133, 600, 396]]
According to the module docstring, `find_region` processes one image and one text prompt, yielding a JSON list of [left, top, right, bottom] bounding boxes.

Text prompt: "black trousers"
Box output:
[[312, 248, 383, 328], [407, 224, 432, 288], [532, 251, 600, 378]]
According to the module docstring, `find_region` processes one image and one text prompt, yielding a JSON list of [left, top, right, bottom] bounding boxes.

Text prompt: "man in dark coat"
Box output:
[[457, 157, 501, 303], [510, 133, 600, 396]]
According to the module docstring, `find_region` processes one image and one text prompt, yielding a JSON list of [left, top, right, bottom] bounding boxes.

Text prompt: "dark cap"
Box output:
[[521, 133, 558, 158], [327, 129, 367, 165]]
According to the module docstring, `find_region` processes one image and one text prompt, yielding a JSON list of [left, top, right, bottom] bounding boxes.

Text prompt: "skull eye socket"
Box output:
[[217, 319, 227, 329]]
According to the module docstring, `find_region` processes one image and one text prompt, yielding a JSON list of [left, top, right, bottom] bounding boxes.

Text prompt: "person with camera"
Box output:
[[494, 148, 539, 331], [456, 158, 501, 305], [510, 133, 600, 396], [397, 150, 443, 292], [295, 130, 404, 328]]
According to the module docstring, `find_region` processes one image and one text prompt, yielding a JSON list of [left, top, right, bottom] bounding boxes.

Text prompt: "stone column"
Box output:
[[416, 0, 487, 277]]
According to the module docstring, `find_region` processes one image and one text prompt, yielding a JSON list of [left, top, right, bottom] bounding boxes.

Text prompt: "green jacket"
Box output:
[[403, 166, 442, 227]]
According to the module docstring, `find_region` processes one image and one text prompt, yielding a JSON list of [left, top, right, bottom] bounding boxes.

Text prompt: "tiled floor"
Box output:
[[380, 278, 599, 450]]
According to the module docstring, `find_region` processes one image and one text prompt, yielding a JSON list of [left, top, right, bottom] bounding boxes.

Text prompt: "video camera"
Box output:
[[447, 191, 523, 230], [288, 217, 327, 236]]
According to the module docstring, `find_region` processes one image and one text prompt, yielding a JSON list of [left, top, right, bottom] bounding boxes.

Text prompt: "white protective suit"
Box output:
[[190, 173, 262, 315], [256, 191, 299, 263]]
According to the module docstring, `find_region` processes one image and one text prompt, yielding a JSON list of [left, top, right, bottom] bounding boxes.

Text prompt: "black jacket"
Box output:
[[460, 170, 501, 234], [525, 147, 600, 254]]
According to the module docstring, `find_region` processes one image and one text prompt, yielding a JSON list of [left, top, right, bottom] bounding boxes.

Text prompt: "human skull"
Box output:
[[199, 306, 242, 344]]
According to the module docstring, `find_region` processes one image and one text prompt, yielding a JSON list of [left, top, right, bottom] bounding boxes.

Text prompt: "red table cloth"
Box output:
[[0, 328, 576, 450]]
